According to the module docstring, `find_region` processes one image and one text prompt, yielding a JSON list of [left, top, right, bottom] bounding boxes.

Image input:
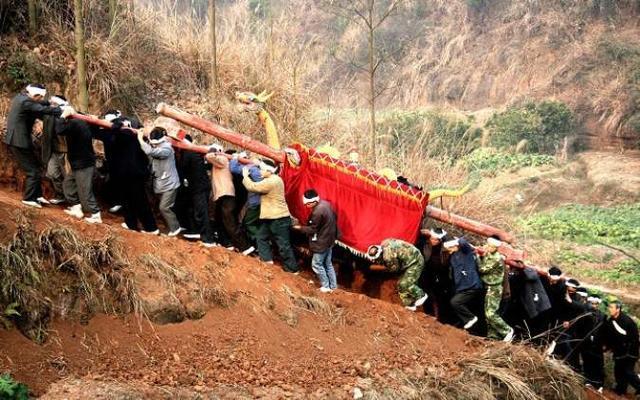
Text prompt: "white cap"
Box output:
[[209, 143, 223, 153], [587, 296, 602, 304], [259, 161, 277, 173], [104, 110, 122, 122], [443, 239, 460, 249], [429, 229, 447, 240], [303, 195, 320, 205], [26, 84, 46, 97], [50, 96, 68, 107], [487, 237, 502, 247]]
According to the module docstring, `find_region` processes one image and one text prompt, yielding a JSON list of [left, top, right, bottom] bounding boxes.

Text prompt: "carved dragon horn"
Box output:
[[255, 90, 274, 103]]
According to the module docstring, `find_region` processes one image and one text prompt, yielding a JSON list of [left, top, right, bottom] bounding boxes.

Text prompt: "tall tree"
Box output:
[[208, 0, 218, 92], [322, 0, 405, 165], [74, 0, 89, 111], [27, 0, 37, 37]]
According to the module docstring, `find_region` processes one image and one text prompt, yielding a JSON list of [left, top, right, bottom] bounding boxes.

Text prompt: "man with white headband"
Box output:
[[242, 159, 298, 273], [205, 146, 254, 255], [581, 293, 605, 393], [4, 84, 62, 208], [418, 227, 455, 323], [92, 109, 124, 213], [443, 237, 484, 331], [604, 298, 640, 396], [367, 239, 428, 311], [41, 95, 74, 205], [293, 189, 339, 293], [138, 127, 182, 236], [478, 236, 513, 342]]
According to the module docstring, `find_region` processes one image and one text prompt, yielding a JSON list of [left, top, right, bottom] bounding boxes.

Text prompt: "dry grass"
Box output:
[[364, 345, 584, 400], [282, 285, 347, 325], [0, 213, 141, 341]]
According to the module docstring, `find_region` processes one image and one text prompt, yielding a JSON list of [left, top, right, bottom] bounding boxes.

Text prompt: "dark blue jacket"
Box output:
[[449, 238, 483, 293]]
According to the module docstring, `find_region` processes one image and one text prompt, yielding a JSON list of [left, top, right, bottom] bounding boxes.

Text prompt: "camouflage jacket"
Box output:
[[478, 251, 504, 287], [381, 239, 424, 273]]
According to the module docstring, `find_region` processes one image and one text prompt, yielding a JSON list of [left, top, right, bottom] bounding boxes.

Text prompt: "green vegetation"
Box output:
[[0, 374, 29, 400], [521, 203, 640, 249], [486, 101, 574, 154], [460, 147, 555, 175], [578, 260, 640, 285], [378, 109, 482, 161]]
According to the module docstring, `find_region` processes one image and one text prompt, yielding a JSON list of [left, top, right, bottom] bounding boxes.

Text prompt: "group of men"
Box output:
[[365, 228, 640, 396], [3, 84, 639, 396], [3, 84, 334, 276]]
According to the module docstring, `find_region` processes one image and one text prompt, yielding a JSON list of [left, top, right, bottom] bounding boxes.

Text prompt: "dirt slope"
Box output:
[[0, 188, 479, 398]]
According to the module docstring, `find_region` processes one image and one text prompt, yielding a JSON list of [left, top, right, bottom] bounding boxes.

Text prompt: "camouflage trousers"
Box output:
[[398, 263, 426, 307], [485, 286, 511, 339]]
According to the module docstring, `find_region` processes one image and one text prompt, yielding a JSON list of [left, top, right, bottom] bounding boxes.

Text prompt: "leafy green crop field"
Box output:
[[521, 203, 640, 249]]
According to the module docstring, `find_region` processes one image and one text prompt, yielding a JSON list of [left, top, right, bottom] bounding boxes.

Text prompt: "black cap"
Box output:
[[548, 266, 563, 277], [150, 127, 167, 141]]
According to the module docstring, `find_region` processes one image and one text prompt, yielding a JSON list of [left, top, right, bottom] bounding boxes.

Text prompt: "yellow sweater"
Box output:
[[242, 174, 290, 220]]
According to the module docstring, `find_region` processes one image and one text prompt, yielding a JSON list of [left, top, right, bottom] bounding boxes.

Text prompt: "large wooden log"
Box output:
[[425, 205, 515, 243], [156, 103, 285, 163]]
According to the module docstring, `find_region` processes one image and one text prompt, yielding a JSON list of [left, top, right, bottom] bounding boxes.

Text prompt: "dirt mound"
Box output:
[[0, 188, 471, 397], [0, 186, 587, 399]]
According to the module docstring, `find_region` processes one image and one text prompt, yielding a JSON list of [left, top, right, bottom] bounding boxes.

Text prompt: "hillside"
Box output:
[[1, 0, 640, 150], [0, 186, 586, 399]]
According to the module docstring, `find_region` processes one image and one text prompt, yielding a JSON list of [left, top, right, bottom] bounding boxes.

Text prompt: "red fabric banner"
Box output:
[[281, 144, 429, 254]]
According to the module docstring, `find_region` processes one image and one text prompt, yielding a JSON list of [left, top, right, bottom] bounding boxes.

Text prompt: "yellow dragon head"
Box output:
[[235, 90, 274, 113]]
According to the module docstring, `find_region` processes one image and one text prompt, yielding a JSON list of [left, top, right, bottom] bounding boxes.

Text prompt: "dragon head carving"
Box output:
[[235, 90, 274, 113]]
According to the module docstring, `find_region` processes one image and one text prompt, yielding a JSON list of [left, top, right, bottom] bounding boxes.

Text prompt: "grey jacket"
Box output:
[[4, 93, 60, 149], [141, 140, 180, 193]]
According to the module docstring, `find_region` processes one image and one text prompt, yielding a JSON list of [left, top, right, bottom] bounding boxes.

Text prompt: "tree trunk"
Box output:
[[74, 0, 89, 112], [28, 0, 37, 38], [367, 2, 377, 165], [208, 0, 218, 92]]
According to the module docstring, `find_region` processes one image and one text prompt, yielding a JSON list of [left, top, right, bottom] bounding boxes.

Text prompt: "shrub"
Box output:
[[487, 101, 574, 154], [0, 374, 29, 400], [6, 52, 46, 88], [378, 109, 482, 161], [460, 147, 555, 175]]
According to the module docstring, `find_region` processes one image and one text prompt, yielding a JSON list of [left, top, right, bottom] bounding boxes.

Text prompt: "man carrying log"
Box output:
[[477, 236, 514, 341], [293, 189, 339, 293], [137, 127, 182, 236], [444, 238, 485, 331], [4, 84, 61, 208], [367, 239, 428, 311], [242, 159, 298, 273]]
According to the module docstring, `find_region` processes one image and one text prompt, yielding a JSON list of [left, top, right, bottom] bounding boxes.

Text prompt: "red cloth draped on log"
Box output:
[[281, 144, 429, 254]]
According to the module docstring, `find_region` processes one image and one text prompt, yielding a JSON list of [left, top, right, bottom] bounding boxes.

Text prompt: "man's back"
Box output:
[[5, 93, 58, 148]]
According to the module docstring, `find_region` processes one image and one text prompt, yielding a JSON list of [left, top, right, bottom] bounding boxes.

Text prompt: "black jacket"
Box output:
[[4, 93, 60, 149], [55, 118, 96, 170], [605, 312, 640, 359], [518, 267, 552, 319], [543, 279, 568, 325], [299, 200, 338, 253], [41, 114, 65, 163], [177, 150, 211, 194], [110, 128, 150, 180], [581, 308, 606, 353], [420, 243, 452, 297]]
